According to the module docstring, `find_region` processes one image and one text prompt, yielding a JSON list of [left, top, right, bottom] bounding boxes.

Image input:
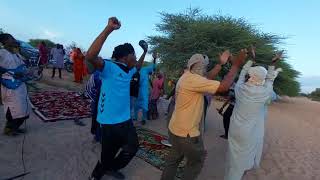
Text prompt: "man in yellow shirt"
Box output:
[[161, 50, 248, 180]]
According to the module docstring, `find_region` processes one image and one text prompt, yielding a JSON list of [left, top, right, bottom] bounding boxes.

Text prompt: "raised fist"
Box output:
[[139, 40, 148, 52], [107, 17, 121, 30]]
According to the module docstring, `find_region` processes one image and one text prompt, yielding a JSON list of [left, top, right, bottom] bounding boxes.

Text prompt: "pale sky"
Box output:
[[1, 0, 319, 92]]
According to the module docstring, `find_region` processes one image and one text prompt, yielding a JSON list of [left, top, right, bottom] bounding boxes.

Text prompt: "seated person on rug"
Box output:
[[86, 17, 147, 180], [85, 70, 102, 143], [0, 33, 31, 136]]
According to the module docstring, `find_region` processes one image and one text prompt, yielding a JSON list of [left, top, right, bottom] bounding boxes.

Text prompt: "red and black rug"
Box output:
[[136, 128, 185, 178], [29, 91, 91, 122]]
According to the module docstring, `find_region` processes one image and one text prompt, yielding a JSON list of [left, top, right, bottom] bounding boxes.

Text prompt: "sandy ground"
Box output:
[[1, 69, 320, 180]]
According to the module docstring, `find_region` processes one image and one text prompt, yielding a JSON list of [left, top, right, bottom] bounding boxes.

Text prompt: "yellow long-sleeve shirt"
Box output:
[[169, 71, 220, 137]]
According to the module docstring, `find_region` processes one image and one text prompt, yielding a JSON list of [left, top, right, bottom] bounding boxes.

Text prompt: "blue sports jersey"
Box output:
[[97, 59, 137, 124]]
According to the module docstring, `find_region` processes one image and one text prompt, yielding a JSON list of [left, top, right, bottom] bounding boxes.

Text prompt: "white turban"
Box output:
[[187, 54, 209, 76], [247, 66, 268, 86], [187, 54, 209, 70]]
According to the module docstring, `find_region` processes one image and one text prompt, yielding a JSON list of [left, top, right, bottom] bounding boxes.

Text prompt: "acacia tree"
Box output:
[[148, 8, 300, 96], [309, 88, 320, 101], [28, 39, 56, 48]]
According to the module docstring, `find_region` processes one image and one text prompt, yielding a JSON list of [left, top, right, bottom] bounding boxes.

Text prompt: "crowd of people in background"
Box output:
[[36, 40, 89, 82], [50, 44, 65, 79], [0, 16, 283, 180]]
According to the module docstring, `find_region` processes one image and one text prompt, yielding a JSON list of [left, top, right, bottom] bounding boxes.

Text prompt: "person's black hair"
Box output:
[[245, 74, 250, 82], [0, 33, 13, 44], [41, 41, 46, 46], [111, 43, 135, 60], [111, 51, 115, 59]]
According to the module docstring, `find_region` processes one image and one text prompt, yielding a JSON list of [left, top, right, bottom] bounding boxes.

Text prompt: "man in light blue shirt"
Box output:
[[135, 54, 157, 125], [86, 17, 148, 180]]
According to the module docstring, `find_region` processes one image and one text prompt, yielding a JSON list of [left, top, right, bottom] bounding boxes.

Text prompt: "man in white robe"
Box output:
[[225, 52, 283, 180]]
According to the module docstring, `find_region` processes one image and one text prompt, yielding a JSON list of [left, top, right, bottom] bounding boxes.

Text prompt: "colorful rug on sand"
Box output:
[[29, 91, 91, 122], [136, 128, 185, 178]]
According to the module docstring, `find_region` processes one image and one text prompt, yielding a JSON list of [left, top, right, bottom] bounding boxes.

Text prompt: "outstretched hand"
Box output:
[[139, 40, 148, 52], [249, 44, 256, 62], [107, 17, 121, 31], [232, 49, 248, 67], [219, 50, 232, 65], [272, 50, 284, 64]]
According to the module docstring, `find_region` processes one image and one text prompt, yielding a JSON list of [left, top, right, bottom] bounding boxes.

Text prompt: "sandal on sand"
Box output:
[[74, 119, 86, 126]]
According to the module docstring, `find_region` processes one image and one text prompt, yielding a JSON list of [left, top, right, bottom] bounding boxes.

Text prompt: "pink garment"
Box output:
[[151, 78, 164, 100]]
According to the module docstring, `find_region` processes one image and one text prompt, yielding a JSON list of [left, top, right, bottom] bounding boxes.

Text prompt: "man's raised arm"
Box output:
[[216, 49, 248, 93], [265, 50, 284, 89], [136, 40, 148, 70], [207, 50, 232, 80], [85, 17, 121, 73]]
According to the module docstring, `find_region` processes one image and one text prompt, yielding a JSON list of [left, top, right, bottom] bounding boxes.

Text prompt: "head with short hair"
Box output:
[[0, 33, 19, 52], [157, 72, 163, 79], [76, 48, 83, 54], [111, 43, 136, 69], [187, 54, 209, 76], [41, 41, 46, 46], [0, 33, 16, 46]]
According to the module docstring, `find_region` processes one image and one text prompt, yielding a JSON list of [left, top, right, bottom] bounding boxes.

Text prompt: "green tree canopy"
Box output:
[[309, 88, 320, 101], [148, 8, 300, 96], [28, 39, 56, 48]]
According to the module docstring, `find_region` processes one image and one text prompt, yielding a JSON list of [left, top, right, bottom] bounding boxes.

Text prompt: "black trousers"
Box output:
[[91, 120, 139, 180], [52, 68, 62, 78], [223, 104, 234, 137], [5, 108, 29, 131], [149, 99, 158, 119]]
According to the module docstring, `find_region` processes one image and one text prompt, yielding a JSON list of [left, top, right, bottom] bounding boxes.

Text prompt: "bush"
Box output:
[[148, 8, 300, 96], [309, 88, 320, 101]]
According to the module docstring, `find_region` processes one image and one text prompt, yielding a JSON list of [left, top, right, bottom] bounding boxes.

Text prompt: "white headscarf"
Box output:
[[247, 66, 268, 86], [187, 54, 209, 76]]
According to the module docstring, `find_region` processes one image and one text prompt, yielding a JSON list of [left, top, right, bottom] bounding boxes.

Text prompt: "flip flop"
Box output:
[[74, 119, 86, 126]]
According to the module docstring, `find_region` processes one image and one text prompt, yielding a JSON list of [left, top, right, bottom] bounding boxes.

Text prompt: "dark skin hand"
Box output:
[[217, 97, 231, 114], [152, 52, 157, 64], [85, 17, 121, 72], [216, 49, 248, 93], [207, 50, 232, 80], [271, 50, 284, 65], [136, 40, 149, 70], [249, 44, 256, 63]]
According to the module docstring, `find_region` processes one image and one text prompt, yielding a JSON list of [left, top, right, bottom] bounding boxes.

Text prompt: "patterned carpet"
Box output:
[[29, 91, 91, 122], [136, 127, 185, 178]]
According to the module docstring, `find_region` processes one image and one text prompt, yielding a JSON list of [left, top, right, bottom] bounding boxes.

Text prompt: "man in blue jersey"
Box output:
[[86, 17, 148, 180]]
